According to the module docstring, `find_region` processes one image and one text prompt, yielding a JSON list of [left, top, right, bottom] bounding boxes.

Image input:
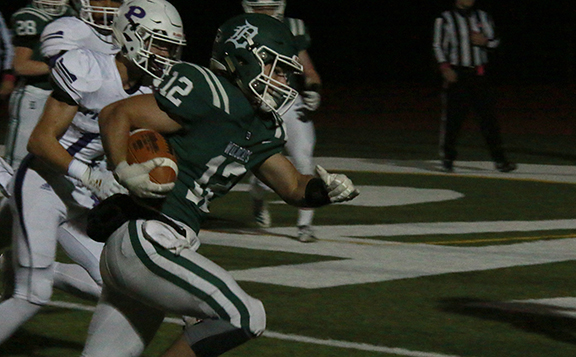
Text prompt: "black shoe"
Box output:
[[441, 160, 454, 173], [495, 161, 517, 172]]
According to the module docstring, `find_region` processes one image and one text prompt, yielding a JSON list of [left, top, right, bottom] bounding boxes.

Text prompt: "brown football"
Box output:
[[126, 129, 178, 184]]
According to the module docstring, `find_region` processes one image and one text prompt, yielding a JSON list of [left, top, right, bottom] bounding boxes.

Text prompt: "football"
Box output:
[[126, 129, 178, 184]]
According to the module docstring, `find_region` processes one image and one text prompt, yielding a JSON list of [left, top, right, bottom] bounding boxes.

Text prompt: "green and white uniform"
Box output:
[[5, 4, 75, 168], [281, 17, 315, 177], [285, 17, 310, 62], [86, 62, 284, 357], [157, 63, 286, 232], [250, 16, 318, 230], [84, 13, 305, 356]]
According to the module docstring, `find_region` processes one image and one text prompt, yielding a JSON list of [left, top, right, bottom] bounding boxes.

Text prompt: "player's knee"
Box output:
[[228, 295, 266, 335], [183, 319, 257, 357], [13, 266, 54, 305], [182, 298, 266, 356]]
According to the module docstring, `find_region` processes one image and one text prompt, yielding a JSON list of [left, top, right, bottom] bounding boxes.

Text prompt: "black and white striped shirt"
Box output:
[[0, 11, 14, 74], [433, 8, 499, 68]]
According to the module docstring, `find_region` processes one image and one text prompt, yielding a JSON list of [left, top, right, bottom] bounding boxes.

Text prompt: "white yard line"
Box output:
[[45, 300, 460, 357], [201, 231, 576, 288], [36, 158, 576, 356], [260, 331, 461, 357]]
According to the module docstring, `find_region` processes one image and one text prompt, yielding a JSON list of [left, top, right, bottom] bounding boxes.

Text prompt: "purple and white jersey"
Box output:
[[40, 16, 119, 62], [40, 16, 120, 65], [50, 48, 152, 165]]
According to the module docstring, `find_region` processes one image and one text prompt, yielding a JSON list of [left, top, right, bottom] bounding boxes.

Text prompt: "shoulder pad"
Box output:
[[284, 18, 308, 37], [12, 7, 54, 31], [284, 17, 311, 50], [50, 49, 104, 103], [41, 17, 91, 58], [161, 63, 218, 100], [156, 63, 234, 115]]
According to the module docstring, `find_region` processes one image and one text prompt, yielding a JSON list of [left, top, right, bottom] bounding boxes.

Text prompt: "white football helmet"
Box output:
[[113, 0, 186, 80], [73, 0, 123, 32], [33, 0, 69, 16], [242, 0, 286, 20]]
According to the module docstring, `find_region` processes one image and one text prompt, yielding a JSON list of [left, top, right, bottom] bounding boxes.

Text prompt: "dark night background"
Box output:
[[3, 0, 576, 148], [3, 0, 576, 86]]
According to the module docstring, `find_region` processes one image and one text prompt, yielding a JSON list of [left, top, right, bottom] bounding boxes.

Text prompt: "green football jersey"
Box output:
[[11, 4, 75, 89], [284, 17, 311, 91], [154, 62, 287, 232], [284, 17, 311, 52]]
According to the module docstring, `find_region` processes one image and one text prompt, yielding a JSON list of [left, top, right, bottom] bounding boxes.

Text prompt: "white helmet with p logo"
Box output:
[[112, 0, 186, 80]]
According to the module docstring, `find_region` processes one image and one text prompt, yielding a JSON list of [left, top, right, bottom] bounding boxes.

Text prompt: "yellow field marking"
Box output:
[[205, 228, 297, 240], [320, 233, 576, 247], [426, 233, 576, 245], [204, 228, 576, 248]]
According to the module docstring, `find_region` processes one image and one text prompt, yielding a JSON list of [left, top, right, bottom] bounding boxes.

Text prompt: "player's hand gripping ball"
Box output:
[[126, 129, 178, 184]]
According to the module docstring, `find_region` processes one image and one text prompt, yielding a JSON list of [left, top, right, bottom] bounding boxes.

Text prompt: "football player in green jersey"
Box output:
[[243, 0, 324, 242], [84, 13, 358, 357], [5, 0, 75, 170]]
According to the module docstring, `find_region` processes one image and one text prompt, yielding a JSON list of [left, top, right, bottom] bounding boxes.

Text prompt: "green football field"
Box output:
[[3, 85, 576, 356]]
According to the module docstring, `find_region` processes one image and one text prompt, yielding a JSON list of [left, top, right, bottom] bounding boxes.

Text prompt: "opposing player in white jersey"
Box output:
[[41, 0, 123, 62], [0, 0, 185, 345], [243, 0, 323, 242], [34, 1, 123, 298]]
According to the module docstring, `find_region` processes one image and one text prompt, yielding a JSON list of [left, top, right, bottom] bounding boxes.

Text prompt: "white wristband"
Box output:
[[67, 159, 89, 180]]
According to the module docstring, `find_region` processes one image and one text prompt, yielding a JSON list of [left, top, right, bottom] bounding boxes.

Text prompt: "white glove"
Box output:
[[0, 157, 14, 176], [67, 160, 128, 200], [114, 158, 175, 199], [315, 165, 359, 203], [302, 90, 321, 111]]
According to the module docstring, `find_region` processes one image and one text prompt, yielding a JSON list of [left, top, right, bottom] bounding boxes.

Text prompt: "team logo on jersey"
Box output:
[[226, 20, 259, 49], [225, 142, 252, 163]]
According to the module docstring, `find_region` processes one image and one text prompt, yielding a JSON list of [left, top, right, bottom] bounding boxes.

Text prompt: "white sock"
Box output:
[[297, 208, 314, 227]]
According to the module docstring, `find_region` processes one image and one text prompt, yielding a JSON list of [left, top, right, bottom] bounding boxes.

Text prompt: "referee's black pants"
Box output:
[[440, 71, 506, 163]]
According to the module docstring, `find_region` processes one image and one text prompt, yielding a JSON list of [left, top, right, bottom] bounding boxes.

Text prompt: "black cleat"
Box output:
[[495, 161, 517, 173], [441, 160, 454, 173]]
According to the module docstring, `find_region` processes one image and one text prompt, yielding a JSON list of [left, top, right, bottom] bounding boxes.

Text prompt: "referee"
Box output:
[[433, 0, 516, 173]]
